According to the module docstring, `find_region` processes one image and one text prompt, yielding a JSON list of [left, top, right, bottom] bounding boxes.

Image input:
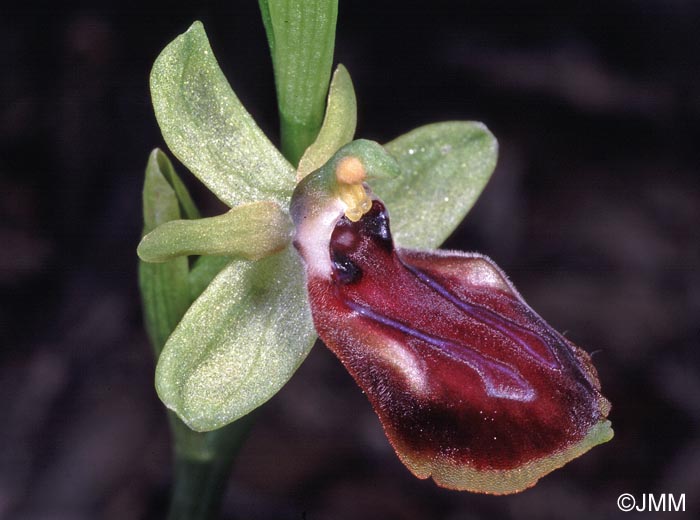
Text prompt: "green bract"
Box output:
[[142, 22, 498, 431], [259, 0, 339, 164]]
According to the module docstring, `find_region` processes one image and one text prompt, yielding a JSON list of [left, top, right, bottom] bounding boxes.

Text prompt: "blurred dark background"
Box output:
[[2, 1, 699, 518]]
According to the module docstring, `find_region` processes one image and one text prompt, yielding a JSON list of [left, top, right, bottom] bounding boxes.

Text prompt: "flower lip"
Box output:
[[290, 143, 612, 494]]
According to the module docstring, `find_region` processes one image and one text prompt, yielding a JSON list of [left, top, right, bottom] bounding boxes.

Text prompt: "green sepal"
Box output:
[[259, 0, 338, 164], [139, 149, 195, 355], [150, 21, 295, 208], [137, 201, 293, 263], [148, 148, 200, 222], [297, 64, 357, 179], [155, 247, 317, 431], [377, 121, 498, 249], [188, 255, 232, 302]]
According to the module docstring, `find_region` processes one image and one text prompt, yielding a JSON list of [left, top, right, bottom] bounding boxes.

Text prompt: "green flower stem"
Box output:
[[167, 413, 255, 520], [259, 0, 338, 165]]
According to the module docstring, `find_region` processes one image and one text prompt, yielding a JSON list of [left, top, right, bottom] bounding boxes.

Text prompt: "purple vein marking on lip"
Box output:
[[401, 261, 561, 370], [345, 300, 535, 402]]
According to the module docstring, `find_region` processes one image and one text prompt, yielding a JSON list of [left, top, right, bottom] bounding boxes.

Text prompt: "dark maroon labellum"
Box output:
[[294, 181, 612, 493]]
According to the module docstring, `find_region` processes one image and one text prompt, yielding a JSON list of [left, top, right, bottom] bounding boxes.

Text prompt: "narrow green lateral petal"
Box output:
[[259, 0, 338, 164], [151, 22, 295, 208], [139, 150, 192, 355], [138, 201, 293, 263], [377, 121, 498, 249], [156, 247, 317, 431], [297, 64, 357, 179]]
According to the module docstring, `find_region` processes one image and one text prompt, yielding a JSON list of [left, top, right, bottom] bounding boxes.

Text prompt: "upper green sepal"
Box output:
[[150, 21, 295, 209]]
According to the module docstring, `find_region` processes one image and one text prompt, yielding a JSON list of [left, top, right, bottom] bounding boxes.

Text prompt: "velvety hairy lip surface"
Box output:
[[296, 197, 612, 494]]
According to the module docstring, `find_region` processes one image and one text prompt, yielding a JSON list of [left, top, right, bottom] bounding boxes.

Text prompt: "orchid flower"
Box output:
[[139, 22, 612, 496]]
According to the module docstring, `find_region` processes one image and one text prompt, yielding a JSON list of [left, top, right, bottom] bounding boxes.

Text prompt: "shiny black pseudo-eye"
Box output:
[[362, 202, 393, 251], [331, 250, 362, 284]]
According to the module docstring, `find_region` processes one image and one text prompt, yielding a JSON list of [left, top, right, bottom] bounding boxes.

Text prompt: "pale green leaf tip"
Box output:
[[176, 20, 206, 45]]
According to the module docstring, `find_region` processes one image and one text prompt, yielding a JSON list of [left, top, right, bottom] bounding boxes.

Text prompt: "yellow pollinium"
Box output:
[[335, 156, 372, 222]]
